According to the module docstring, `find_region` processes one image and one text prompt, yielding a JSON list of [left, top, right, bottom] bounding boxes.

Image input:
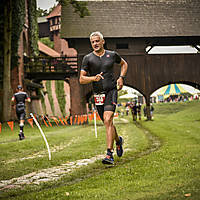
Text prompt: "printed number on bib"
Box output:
[[94, 94, 106, 105]]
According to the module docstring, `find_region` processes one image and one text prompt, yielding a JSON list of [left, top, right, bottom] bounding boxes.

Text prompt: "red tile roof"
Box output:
[[46, 4, 61, 19], [38, 41, 60, 57]]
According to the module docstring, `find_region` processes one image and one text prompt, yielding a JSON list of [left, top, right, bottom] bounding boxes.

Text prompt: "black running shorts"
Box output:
[[95, 88, 118, 121], [16, 112, 26, 120]]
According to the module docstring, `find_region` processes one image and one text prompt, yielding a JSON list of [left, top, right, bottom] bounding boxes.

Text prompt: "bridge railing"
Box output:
[[24, 56, 78, 74]]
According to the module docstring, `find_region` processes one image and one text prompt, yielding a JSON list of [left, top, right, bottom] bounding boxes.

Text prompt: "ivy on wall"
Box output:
[[0, 3, 4, 89], [11, 0, 25, 69], [0, 0, 39, 69], [28, 0, 39, 56], [0, 4, 4, 58]]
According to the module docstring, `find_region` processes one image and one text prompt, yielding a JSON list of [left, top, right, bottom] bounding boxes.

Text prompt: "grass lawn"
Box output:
[[0, 100, 200, 199]]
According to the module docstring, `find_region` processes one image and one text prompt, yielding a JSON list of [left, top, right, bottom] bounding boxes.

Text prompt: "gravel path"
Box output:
[[0, 154, 105, 191]]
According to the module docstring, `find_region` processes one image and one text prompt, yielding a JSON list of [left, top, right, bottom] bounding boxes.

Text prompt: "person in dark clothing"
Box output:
[[143, 106, 147, 117], [130, 102, 137, 121], [137, 103, 142, 120], [80, 31, 128, 164], [11, 85, 31, 140], [150, 104, 154, 119]]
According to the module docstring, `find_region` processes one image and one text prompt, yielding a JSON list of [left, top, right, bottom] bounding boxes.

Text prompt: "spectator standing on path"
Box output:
[[137, 103, 141, 120], [125, 105, 129, 116], [79, 31, 128, 164], [150, 104, 154, 119], [11, 85, 31, 140], [143, 106, 147, 117], [130, 102, 137, 121]]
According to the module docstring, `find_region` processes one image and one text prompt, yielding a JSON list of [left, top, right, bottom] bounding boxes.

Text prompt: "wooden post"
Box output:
[[145, 95, 151, 120]]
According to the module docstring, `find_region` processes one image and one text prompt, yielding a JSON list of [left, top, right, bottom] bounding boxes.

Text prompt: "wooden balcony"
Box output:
[[24, 56, 78, 81]]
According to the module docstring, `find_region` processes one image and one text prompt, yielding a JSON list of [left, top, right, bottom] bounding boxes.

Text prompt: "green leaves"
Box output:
[[57, 0, 90, 18]]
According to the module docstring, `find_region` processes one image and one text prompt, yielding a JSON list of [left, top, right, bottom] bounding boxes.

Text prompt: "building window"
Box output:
[[116, 43, 129, 49], [52, 18, 55, 25]]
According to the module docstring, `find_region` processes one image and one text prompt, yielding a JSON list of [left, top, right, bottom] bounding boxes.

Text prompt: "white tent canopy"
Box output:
[[119, 93, 138, 99]]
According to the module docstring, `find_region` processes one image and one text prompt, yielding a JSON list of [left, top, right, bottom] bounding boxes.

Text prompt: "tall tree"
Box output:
[[3, 0, 12, 121]]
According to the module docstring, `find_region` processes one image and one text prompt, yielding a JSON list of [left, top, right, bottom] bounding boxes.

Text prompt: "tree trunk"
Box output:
[[3, 0, 12, 122]]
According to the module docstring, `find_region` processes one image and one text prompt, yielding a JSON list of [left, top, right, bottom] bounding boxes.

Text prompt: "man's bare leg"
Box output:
[[103, 111, 119, 150]]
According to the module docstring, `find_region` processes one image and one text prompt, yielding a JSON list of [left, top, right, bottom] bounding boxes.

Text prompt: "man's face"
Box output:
[[90, 35, 104, 52]]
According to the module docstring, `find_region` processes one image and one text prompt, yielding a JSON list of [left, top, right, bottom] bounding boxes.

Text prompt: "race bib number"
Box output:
[[94, 94, 106, 105]]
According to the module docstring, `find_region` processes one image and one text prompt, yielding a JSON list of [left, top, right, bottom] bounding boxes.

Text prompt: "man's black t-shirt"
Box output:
[[13, 91, 29, 115], [14, 92, 29, 104], [81, 50, 121, 93]]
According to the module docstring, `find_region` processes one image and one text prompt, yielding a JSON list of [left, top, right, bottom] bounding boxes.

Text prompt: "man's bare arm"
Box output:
[[79, 70, 104, 84], [117, 58, 128, 90]]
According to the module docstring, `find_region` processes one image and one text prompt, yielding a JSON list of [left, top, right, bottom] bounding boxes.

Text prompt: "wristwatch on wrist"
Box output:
[[119, 75, 125, 80]]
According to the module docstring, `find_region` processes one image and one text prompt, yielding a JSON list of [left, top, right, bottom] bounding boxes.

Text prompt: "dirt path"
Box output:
[[0, 154, 105, 191]]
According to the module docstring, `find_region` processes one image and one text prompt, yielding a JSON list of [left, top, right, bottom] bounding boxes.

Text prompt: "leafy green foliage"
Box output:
[[39, 37, 54, 49], [57, 0, 90, 18], [11, 0, 25, 69], [36, 7, 49, 17], [0, 3, 5, 57], [28, 0, 39, 56]]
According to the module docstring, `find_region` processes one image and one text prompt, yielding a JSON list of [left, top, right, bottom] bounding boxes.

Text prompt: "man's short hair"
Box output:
[[17, 85, 22, 89], [90, 31, 104, 40]]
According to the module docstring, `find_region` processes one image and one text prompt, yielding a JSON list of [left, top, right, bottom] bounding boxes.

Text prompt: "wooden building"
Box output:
[[60, 0, 200, 119]]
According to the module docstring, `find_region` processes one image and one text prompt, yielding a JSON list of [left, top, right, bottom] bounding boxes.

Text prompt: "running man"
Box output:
[[11, 85, 31, 140], [79, 31, 128, 164]]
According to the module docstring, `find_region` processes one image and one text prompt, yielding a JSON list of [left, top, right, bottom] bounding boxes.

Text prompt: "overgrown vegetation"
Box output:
[[57, 0, 90, 18], [28, 0, 39, 56], [39, 37, 54, 49]]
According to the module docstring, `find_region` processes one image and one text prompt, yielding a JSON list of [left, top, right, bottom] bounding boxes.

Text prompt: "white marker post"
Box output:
[[94, 110, 97, 138], [30, 113, 51, 160]]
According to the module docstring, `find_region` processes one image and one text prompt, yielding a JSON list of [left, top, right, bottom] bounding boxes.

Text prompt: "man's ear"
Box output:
[[102, 39, 105, 45]]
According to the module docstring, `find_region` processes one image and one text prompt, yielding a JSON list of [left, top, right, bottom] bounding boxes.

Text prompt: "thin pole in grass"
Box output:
[[94, 110, 97, 138], [30, 113, 51, 160]]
